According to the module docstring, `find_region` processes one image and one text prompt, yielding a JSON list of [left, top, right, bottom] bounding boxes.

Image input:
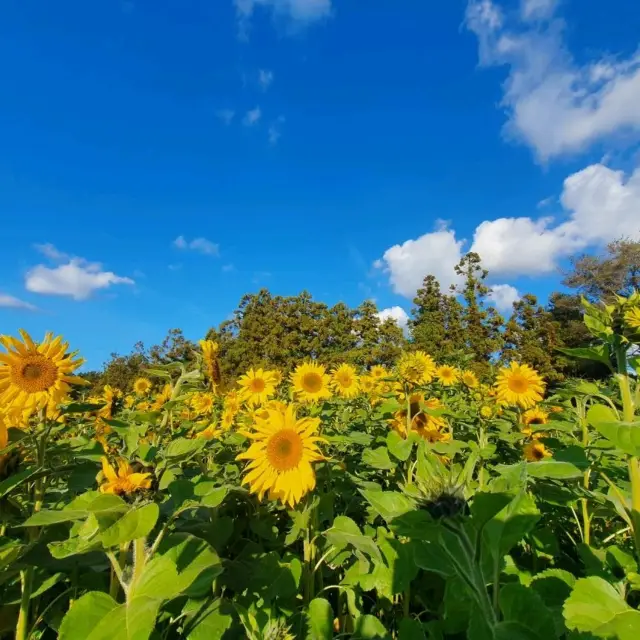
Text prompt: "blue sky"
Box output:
[[1, 0, 640, 368]]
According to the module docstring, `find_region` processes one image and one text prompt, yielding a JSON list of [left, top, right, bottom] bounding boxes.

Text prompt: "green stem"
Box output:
[[132, 537, 147, 586], [578, 400, 591, 546], [303, 502, 318, 605]]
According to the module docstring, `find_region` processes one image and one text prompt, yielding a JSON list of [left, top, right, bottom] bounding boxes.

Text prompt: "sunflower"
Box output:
[[331, 364, 360, 399], [199, 339, 221, 392], [98, 385, 122, 420], [359, 375, 378, 395], [370, 365, 388, 379], [191, 392, 216, 415], [413, 397, 449, 442], [0, 330, 86, 418], [291, 362, 332, 404], [152, 383, 172, 411], [522, 406, 548, 427], [99, 457, 152, 495], [624, 306, 640, 331], [397, 351, 436, 385], [436, 365, 459, 386], [124, 395, 136, 409], [237, 404, 325, 507], [267, 369, 283, 387], [523, 441, 551, 462], [479, 405, 493, 419], [494, 362, 545, 409], [238, 368, 276, 407], [196, 423, 221, 440], [221, 409, 235, 431], [133, 377, 152, 396], [461, 370, 479, 389]]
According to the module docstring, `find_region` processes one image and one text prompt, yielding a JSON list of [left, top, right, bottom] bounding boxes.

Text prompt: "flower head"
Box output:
[[436, 365, 459, 386], [461, 370, 479, 389], [495, 362, 545, 409], [523, 441, 551, 462], [291, 362, 332, 404], [331, 363, 360, 399], [133, 377, 152, 396], [99, 457, 152, 495], [238, 368, 276, 407], [397, 351, 436, 385]]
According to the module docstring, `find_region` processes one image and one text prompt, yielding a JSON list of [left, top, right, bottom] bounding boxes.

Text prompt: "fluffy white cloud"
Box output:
[[488, 284, 520, 312], [259, 69, 274, 90], [466, 0, 640, 160], [26, 259, 134, 300], [377, 306, 410, 334], [0, 294, 37, 311], [243, 107, 262, 127], [34, 243, 69, 261], [375, 228, 464, 298], [173, 236, 219, 255], [235, 0, 331, 28]]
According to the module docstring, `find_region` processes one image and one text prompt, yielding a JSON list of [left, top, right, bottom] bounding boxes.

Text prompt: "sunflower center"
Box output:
[[14, 356, 58, 393], [302, 373, 323, 393], [507, 375, 530, 394], [532, 445, 546, 461], [337, 373, 353, 388], [528, 417, 544, 425], [249, 378, 266, 393], [266, 429, 303, 471]]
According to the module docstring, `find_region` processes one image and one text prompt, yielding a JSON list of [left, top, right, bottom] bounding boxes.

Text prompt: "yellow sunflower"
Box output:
[[523, 441, 551, 462], [199, 339, 221, 392], [0, 330, 86, 418], [133, 377, 152, 396], [152, 383, 173, 411], [494, 362, 545, 409], [224, 390, 241, 414], [191, 392, 216, 415], [221, 409, 235, 431], [99, 457, 152, 495], [238, 368, 276, 407], [236, 404, 325, 507], [196, 423, 221, 440], [479, 405, 493, 419], [124, 395, 136, 409], [290, 362, 332, 403], [98, 385, 122, 420], [331, 363, 360, 399], [370, 365, 388, 379], [461, 370, 479, 389], [359, 375, 378, 394], [397, 351, 436, 385], [267, 369, 283, 387], [624, 306, 640, 331], [436, 365, 459, 386]]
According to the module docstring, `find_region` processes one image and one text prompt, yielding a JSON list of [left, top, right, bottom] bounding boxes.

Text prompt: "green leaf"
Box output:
[[360, 490, 415, 522], [377, 399, 402, 415], [61, 402, 106, 414], [362, 447, 396, 470], [499, 583, 556, 640], [183, 599, 234, 640], [557, 346, 611, 368], [164, 437, 205, 461], [530, 569, 576, 607], [387, 431, 414, 461], [398, 618, 426, 640], [0, 467, 40, 499], [592, 421, 640, 457], [526, 460, 582, 479], [564, 576, 640, 639], [100, 503, 159, 547], [483, 492, 540, 560], [325, 516, 382, 561], [587, 404, 619, 427], [194, 483, 228, 508], [353, 614, 391, 639], [59, 592, 119, 640], [306, 598, 333, 640]]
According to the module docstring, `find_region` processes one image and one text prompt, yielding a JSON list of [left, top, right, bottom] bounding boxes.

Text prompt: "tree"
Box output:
[[501, 294, 565, 382], [563, 238, 640, 302], [454, 253, 504, 375]]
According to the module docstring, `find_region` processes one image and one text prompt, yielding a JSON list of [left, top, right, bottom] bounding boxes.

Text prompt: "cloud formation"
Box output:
[[488, 284, 520, 312], [377, 306, 410, 334], [235, 0, 332, 35], [173, 236, 220, 256], [0, 293, 37, 311], [466, 0, 640, 160], [243, 107, 262, 127]]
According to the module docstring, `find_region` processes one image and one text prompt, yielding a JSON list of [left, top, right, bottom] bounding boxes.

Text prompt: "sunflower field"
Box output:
[[1, 294, 640, 640]]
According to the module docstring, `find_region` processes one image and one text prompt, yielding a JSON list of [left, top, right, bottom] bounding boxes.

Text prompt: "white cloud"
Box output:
[[488, 284, 520, 312], [466, 0, 640, 160], [0, 294, 37, 311], [222, 263, 235, 272], [173, 236, 219, 256], [26, 259, 134, 301], [34, 243, 69, 261], [217, 109, 235, 125], [243, 107, 262, 127], [235, 0, 331, 34], [375, 227, 464, 298], [268, 116, 285, 144], [377, 306, 410, 334], [258, 69, 274, 90]]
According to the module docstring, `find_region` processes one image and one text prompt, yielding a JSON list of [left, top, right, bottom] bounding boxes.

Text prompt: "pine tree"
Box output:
[[410, 275, 446, 354]]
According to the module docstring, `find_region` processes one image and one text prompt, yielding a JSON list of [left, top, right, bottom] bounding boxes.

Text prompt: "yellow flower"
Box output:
[[238, 368, 276, 407], [190, 392, 216, 415], [523, 441, 551, 462], [267, 369, 283, 387], [224, 390, 241, 414], [0, 330, 86, 417], [461, 370, 479, 389], [196, 423, 221, 440], [133, 377, 152, 396], [221, 409, 235, 431], [237, 404, 325, 507], [99, 457, 152, 495], [495, 362, 545, 409], [199, 339, 221, 392], [370, 365, 388, 379], [522, 406, 548, 427], [397, 351, 436, 385], [479, 405, 493, 419], [436, 365, 459, 386], [624, 306, 640, 331], [124, 395, 136, 409], [99, 385, 123, 420], [290, 362, 332, 404], [360, 375, 378, 394], [331, 363, 360, 399], [152, 383, 172, 411]]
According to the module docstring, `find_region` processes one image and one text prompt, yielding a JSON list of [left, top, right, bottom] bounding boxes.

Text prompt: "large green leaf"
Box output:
[[398, 618, 426, 640], [363, 447, 396, 470], [0, 467, 40, 499], [526, 460, 582, 479], [387, 431, 414, 461], [499, 584, 556, 640], [556, 346, 611, 368], [483, 492, 540, 560], [100, 503, 159, 547], [59, 592, 119, 640], [564, 576, 640, 639], [164, 437, 205, 461], [325, 516, 382, 561], [353, 614, 391, 639], [306, 598, 333, 640], [586, 404, 619, 427], [360, 490, 415, 522], [592, 421, 640, 457], [183, 598, 234, 640]]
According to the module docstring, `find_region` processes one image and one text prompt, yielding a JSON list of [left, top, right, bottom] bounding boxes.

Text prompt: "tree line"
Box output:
[[87, 239, 640, 391]]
